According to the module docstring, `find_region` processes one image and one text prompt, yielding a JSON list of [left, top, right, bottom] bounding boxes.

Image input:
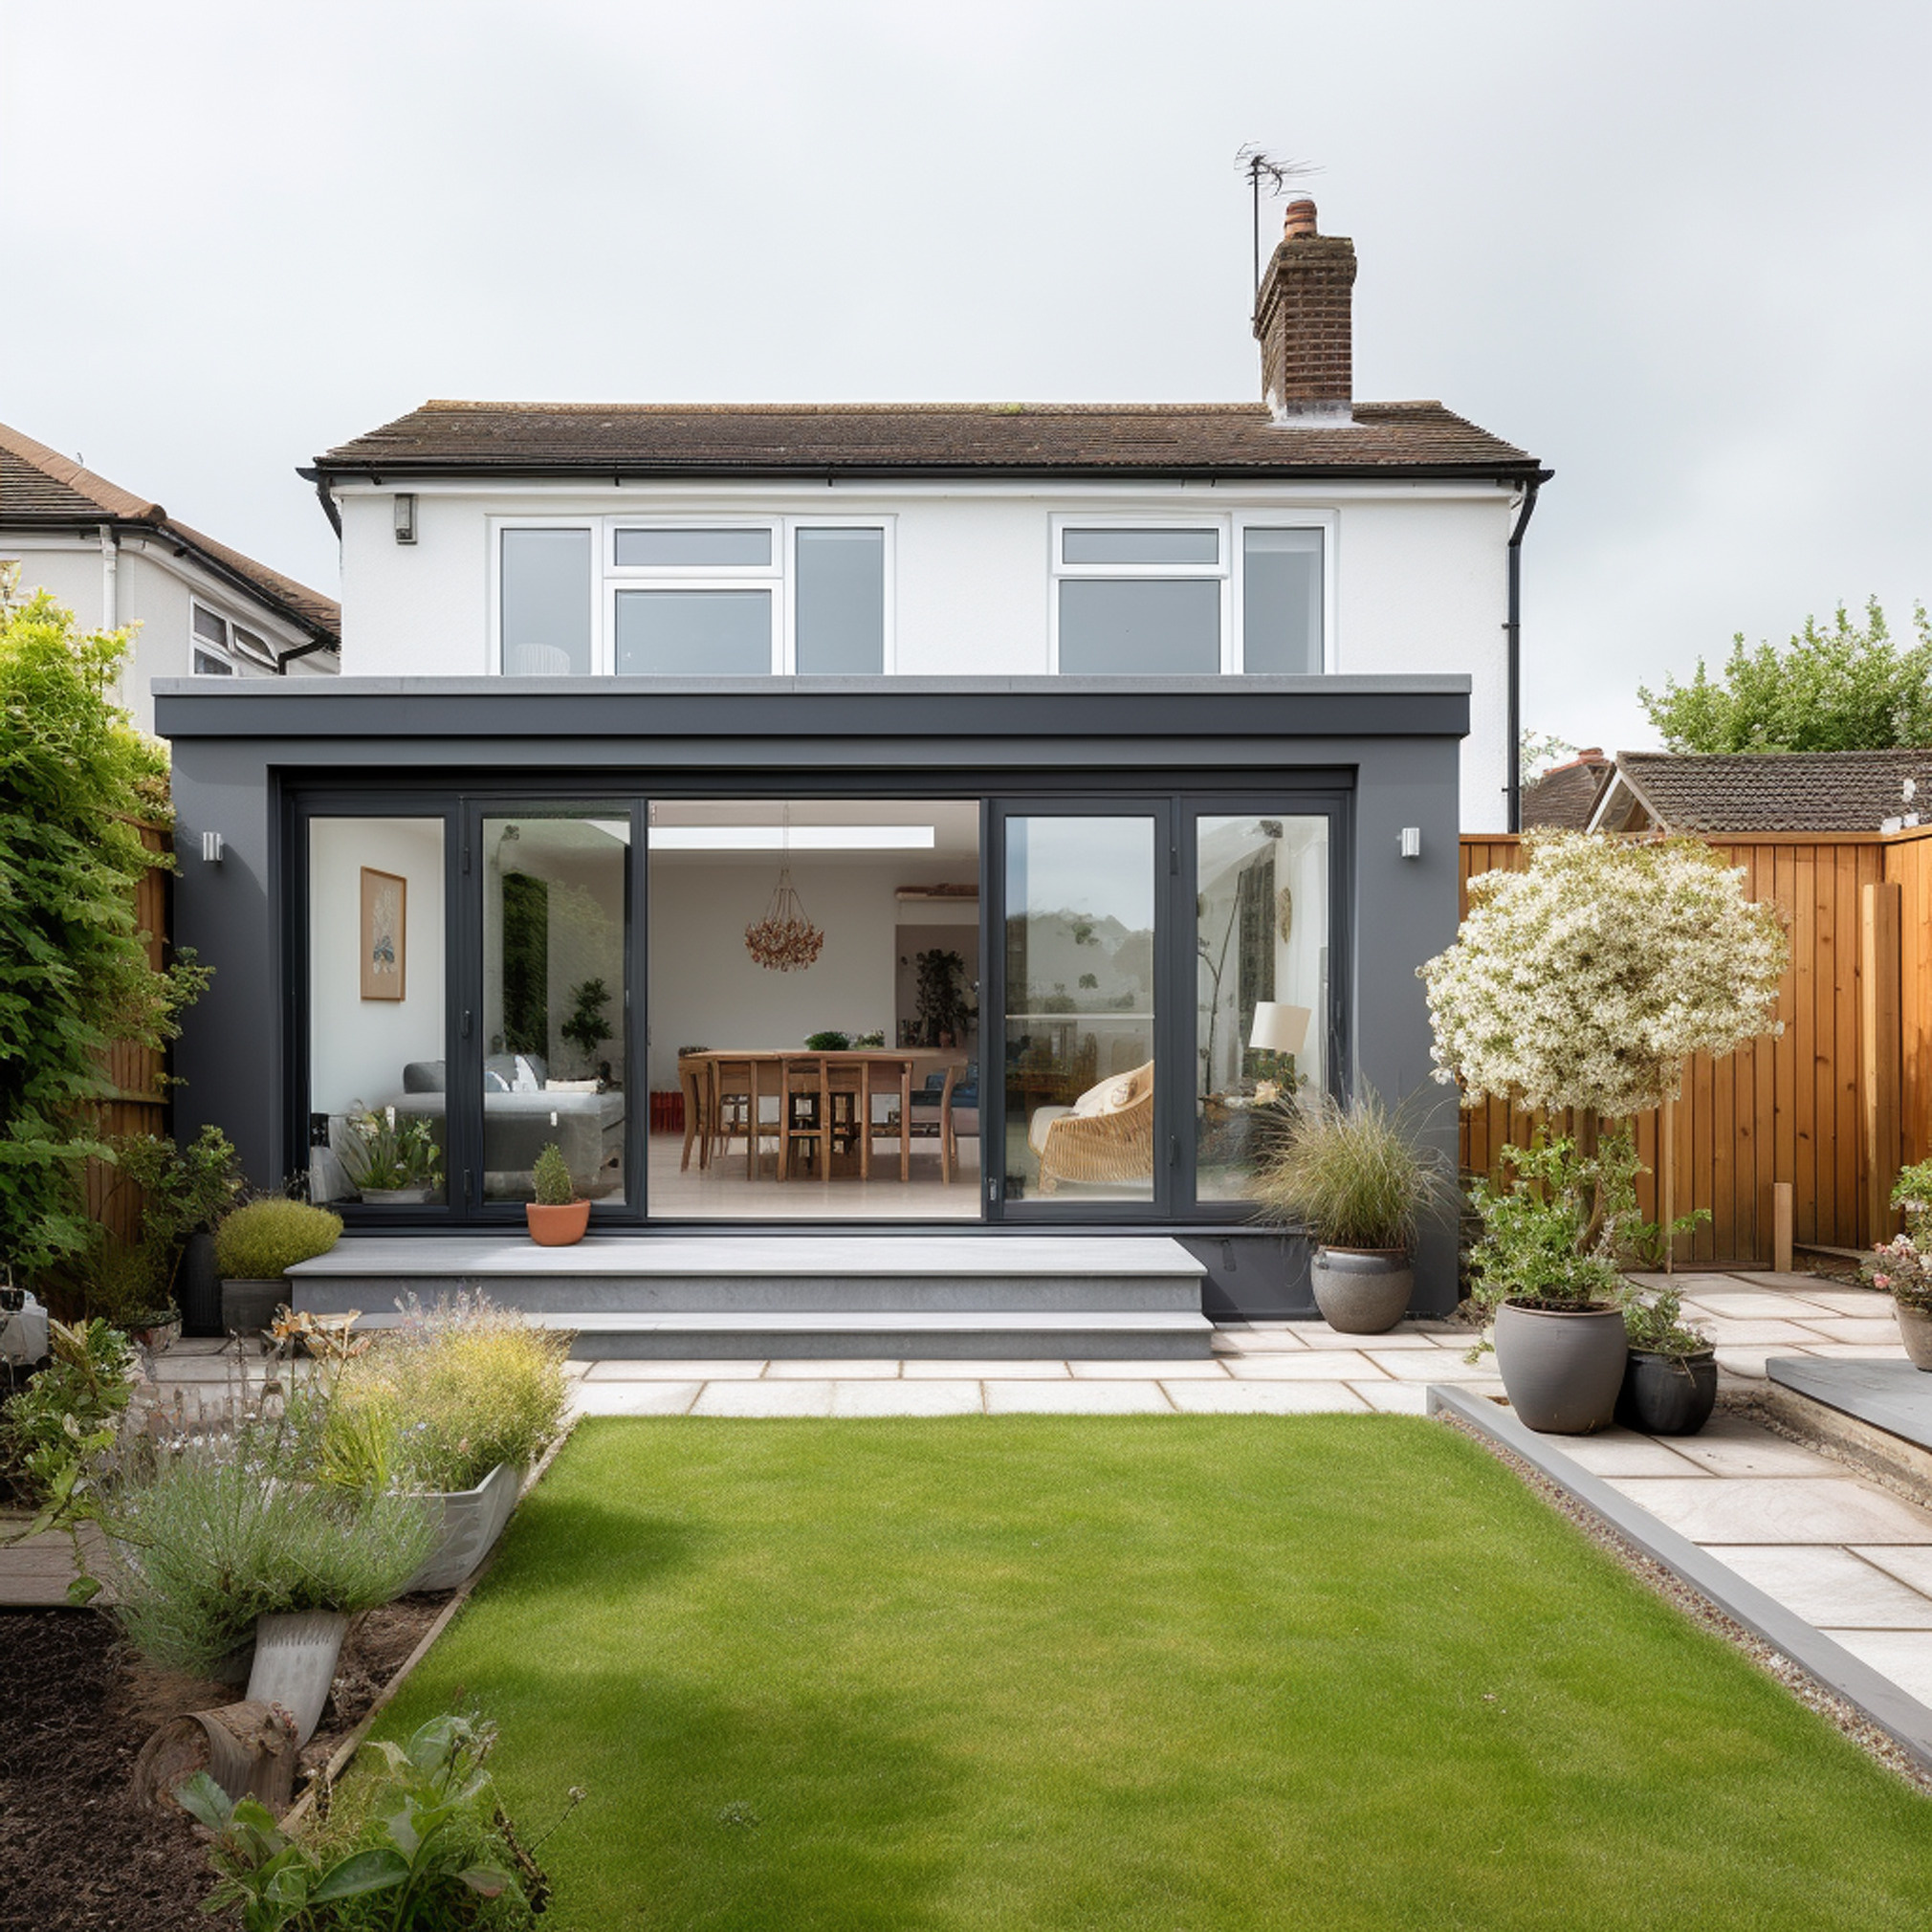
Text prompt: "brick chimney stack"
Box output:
[[1252, 199, 1356, 426]]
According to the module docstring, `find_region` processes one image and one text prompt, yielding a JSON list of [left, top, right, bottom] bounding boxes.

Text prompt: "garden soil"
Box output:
[[0, 1598, 444, 1931]]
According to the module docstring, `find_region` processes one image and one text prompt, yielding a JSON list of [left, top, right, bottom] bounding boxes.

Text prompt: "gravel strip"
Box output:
[[1437, 1408, 1932, 1795]]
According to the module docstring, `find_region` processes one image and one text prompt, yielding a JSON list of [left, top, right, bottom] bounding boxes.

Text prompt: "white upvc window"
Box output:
[[1048, 514, 1333, 675], [494, 516, 891, 676], [190, 600, 237, 676]]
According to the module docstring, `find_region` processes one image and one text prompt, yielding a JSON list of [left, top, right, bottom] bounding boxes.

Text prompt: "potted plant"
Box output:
[[526, 1142, 589, 1245], [339, 1104, 444, 1204], [213, 1197, 343, 1334], [1253, 1089, 1447, 1334], [804, 1029, 852, 1051], [1865, 1158, 1932, 1370], [1618, 1284, 1718, 1434], [914, 948, 975, 1049], [92, 1128, 244, 1341], [319, 1290, 573, 1590]]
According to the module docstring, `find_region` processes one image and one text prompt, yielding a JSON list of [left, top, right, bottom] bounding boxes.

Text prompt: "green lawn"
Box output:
[[374, 1417, 1932, 1930]]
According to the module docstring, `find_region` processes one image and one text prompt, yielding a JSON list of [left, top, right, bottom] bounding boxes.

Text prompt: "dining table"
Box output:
[[681, 1048, 968, 1182]]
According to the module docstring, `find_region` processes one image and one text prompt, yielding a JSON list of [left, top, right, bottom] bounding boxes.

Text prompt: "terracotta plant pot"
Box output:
[[1492, 1299, 1628, 1435], [1309, 1248, 1412, 1334], [525, 1199, 590, 1246], [1616, 1348, 1719, 1436], [1895, 1303, 1932, 1372]]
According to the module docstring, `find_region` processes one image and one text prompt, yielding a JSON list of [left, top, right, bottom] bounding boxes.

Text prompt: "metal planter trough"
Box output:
[[406, 1461, 524, 1592]]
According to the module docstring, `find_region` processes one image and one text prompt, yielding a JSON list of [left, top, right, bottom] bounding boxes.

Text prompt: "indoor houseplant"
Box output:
[[212, 1197, 344, 1334], [1865, 1158, 1932, 1370], [1424, 834, 1785, 1430], [320, 1290, 573, 1590], [1252, 1089, 1446, 1333], [1618, 1284, 1719, 1434], [338, 1104, 444, 1204], [526, 1142, 589, 1245]]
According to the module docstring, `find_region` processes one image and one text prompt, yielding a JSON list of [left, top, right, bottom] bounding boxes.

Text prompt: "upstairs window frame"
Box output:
[[190, 599, 238, 676], [1047, 513, 1334, 676]]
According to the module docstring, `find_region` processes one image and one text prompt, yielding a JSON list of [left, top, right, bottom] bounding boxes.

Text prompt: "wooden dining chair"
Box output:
[[778, 1055, 829, 1180], [677, 1056, 709, 1172], [709, 1057, 757, 1174]]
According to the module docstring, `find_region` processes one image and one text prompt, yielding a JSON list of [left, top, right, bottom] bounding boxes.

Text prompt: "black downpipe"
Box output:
[[1504, 477, 1543, 833]]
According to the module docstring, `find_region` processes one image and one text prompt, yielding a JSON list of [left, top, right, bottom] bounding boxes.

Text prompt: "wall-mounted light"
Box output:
[[393, 494, 417, 544], [200, 831, 225, 865], [1398, 827, 1422, 860]]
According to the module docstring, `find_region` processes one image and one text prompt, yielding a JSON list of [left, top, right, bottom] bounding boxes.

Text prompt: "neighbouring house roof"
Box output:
[[1520, 748, 1613, 831], [1589, 749, 1932, 835], [307, 399, 1547, 482], [0, 420, 340, 652]]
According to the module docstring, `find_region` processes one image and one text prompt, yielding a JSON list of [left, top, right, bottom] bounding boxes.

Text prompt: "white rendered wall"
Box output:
[[334, 478, 1514, 830], [308, 817, 447, 1116]]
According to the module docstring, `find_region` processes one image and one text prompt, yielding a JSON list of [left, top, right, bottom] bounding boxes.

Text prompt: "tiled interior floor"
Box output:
[[644, 1128, 981, 1219]]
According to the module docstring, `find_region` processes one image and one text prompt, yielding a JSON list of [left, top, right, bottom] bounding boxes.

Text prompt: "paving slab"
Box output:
[[1221, 1350, 1385, 1380], [1374, 1351, 1502, 1383], [1605, 1476, 1932, 1545], [763, 1358, 902, 1378], [1713, 1348, 1775, 1380], [1798, 1318, 1909, 1347], [691, 1380, 837, 1418], [1854, 1547, 1932, 1596], [1696, 1317, 1834, 1345], [983, 1380, 1171, 1415], [1818, 1629, 1932, 1709], [901, 1357, 1067, 1378], [830, 1379, 983, 1417], [1065, 1357, 1230, 1378], [1799, 1343, 1911, 1360], [1211, 1330, 1312, 1354], [1162, 1380, 1370, 1415], [1792, 1289, 1900, 1317], [1683, 1290, 1843, 1320], [1353, 1382, 1432, 1415], [574, 1381, 703, 1417], [1297, 1328, 1441, 1350], [1658, 1416, 1847, 1479], [1543, 1430, 1706, 1478], [1749, 1273, 1878, 1297], [582, 1358, 769, 1380], [1709, 1546, 1932, 1630]]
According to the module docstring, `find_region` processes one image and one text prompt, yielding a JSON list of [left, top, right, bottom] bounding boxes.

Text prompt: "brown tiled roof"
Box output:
[[1520, 751, 1613, 830], [311, 399, 1545, 479], [0, 419, 339, 648], [1597, 750, 1932, 834]]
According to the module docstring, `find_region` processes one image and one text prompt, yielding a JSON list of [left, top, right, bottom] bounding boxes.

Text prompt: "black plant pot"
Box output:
[[1616, 1349, 1719, 1436], [179, 1231, 222, 1337]]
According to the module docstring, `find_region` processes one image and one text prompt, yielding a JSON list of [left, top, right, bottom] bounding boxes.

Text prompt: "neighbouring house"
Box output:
[[0, 419, 339, 733], [1589, 749, 1932, 836], [1519, 747, 1613, 830], [157, 201, 1549, 1323]]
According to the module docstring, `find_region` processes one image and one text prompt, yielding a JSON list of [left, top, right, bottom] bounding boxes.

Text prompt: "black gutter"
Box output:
[[310, 471, 342, 539], [274, 634, 341, 674], [1504, 473, 1548, 832]]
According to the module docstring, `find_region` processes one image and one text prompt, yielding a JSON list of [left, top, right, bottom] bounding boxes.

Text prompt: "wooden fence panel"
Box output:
[[1456, 831, 1907, 1266], [82, 823, 171, 1244]]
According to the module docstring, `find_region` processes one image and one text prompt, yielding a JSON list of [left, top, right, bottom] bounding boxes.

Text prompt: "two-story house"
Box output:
[[158, 202, 1548, 1335], [1, 420, 340, 733]]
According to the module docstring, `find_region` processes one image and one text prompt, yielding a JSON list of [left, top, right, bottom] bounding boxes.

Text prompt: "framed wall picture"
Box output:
[[360, 867, 406, 1000]]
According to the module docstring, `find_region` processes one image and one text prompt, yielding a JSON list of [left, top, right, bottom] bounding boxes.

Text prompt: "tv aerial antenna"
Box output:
[[1236, 146, 1323, 304]]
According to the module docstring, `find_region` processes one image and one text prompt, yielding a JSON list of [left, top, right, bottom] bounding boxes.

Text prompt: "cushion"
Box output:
[[514, 1053, 547, 1092], [1072, 1074, 1137, 1117], [402, 1060, 445, 1094], [484, 1053, 517, 1092], [546, 1078, 599, 1093]]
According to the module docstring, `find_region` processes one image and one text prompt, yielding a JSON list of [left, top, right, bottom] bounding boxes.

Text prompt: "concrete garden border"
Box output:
[[1427, 1383, 1932, 1776]]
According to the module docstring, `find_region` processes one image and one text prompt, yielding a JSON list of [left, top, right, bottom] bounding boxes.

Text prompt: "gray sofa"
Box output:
[[386, 1057, 626, 1197]]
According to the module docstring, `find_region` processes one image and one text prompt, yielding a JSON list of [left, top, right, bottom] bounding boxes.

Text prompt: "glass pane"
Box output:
[[1062, 527, 1219, 566], [1195, 813, 1328, 1203], [1242, 529, 1323, 673], [1058, 580, 1219, 674], [481, 814, 630, 1204], [192, 604, 227, 645], [501, 528, 592, 676], [614, 527, 772, 568], [795, 527, 885, 673], [307, 818, 448, 1208], [615, 588, 772, 674], [193, 650, 235, 676], [1003, 817, 1155, 1203]]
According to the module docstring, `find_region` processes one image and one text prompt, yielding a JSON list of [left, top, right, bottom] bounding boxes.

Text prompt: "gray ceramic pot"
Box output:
[[1309, 1248, 1413, 1334], [1895, 1304, 1932, 1372], [1492, 1300, 1628, 1435]]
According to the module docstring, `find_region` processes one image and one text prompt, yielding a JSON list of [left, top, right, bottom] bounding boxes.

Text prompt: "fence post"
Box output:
[[1862, 880, 1903, 1246]]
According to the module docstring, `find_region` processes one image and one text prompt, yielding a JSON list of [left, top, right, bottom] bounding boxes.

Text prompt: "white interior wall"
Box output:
[[309, 817, 446, 1113]]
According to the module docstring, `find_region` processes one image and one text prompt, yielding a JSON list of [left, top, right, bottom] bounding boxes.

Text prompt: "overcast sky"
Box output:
[[3, 1, 1926, 754]]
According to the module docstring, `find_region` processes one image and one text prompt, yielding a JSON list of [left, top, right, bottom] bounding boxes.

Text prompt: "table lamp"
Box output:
[[1248, 1002, 1311, 1055]]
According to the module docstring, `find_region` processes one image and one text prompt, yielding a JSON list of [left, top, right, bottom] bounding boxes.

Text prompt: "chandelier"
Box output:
[[745, 866, 823, 972]]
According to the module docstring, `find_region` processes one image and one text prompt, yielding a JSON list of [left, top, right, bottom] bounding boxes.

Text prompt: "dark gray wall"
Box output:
[[161, 674, 1468, 1313]]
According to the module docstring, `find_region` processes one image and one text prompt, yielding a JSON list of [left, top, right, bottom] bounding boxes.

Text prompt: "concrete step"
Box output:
[[288, 1234, 1210, 1357]]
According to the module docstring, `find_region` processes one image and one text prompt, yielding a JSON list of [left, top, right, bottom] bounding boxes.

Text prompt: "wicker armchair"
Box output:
[[1029, 1061, 1154, 1194]]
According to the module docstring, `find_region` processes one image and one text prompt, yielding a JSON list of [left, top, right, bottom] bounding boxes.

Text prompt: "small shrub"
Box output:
[[0, 1317, 134, 1508], [99, 1411, 432, 1674], [1623, 1284, 1712, 1356], [1252, 1090, 1446, 1252], [530, 1143, 574, 1208], [803, 1029, 850, 1051], [215, 1197, 342, 1280], [324, 1292, 572, 1496]]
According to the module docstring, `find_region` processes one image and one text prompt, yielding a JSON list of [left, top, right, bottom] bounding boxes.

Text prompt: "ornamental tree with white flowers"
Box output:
[[1419, 833, 1787, 1119]]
